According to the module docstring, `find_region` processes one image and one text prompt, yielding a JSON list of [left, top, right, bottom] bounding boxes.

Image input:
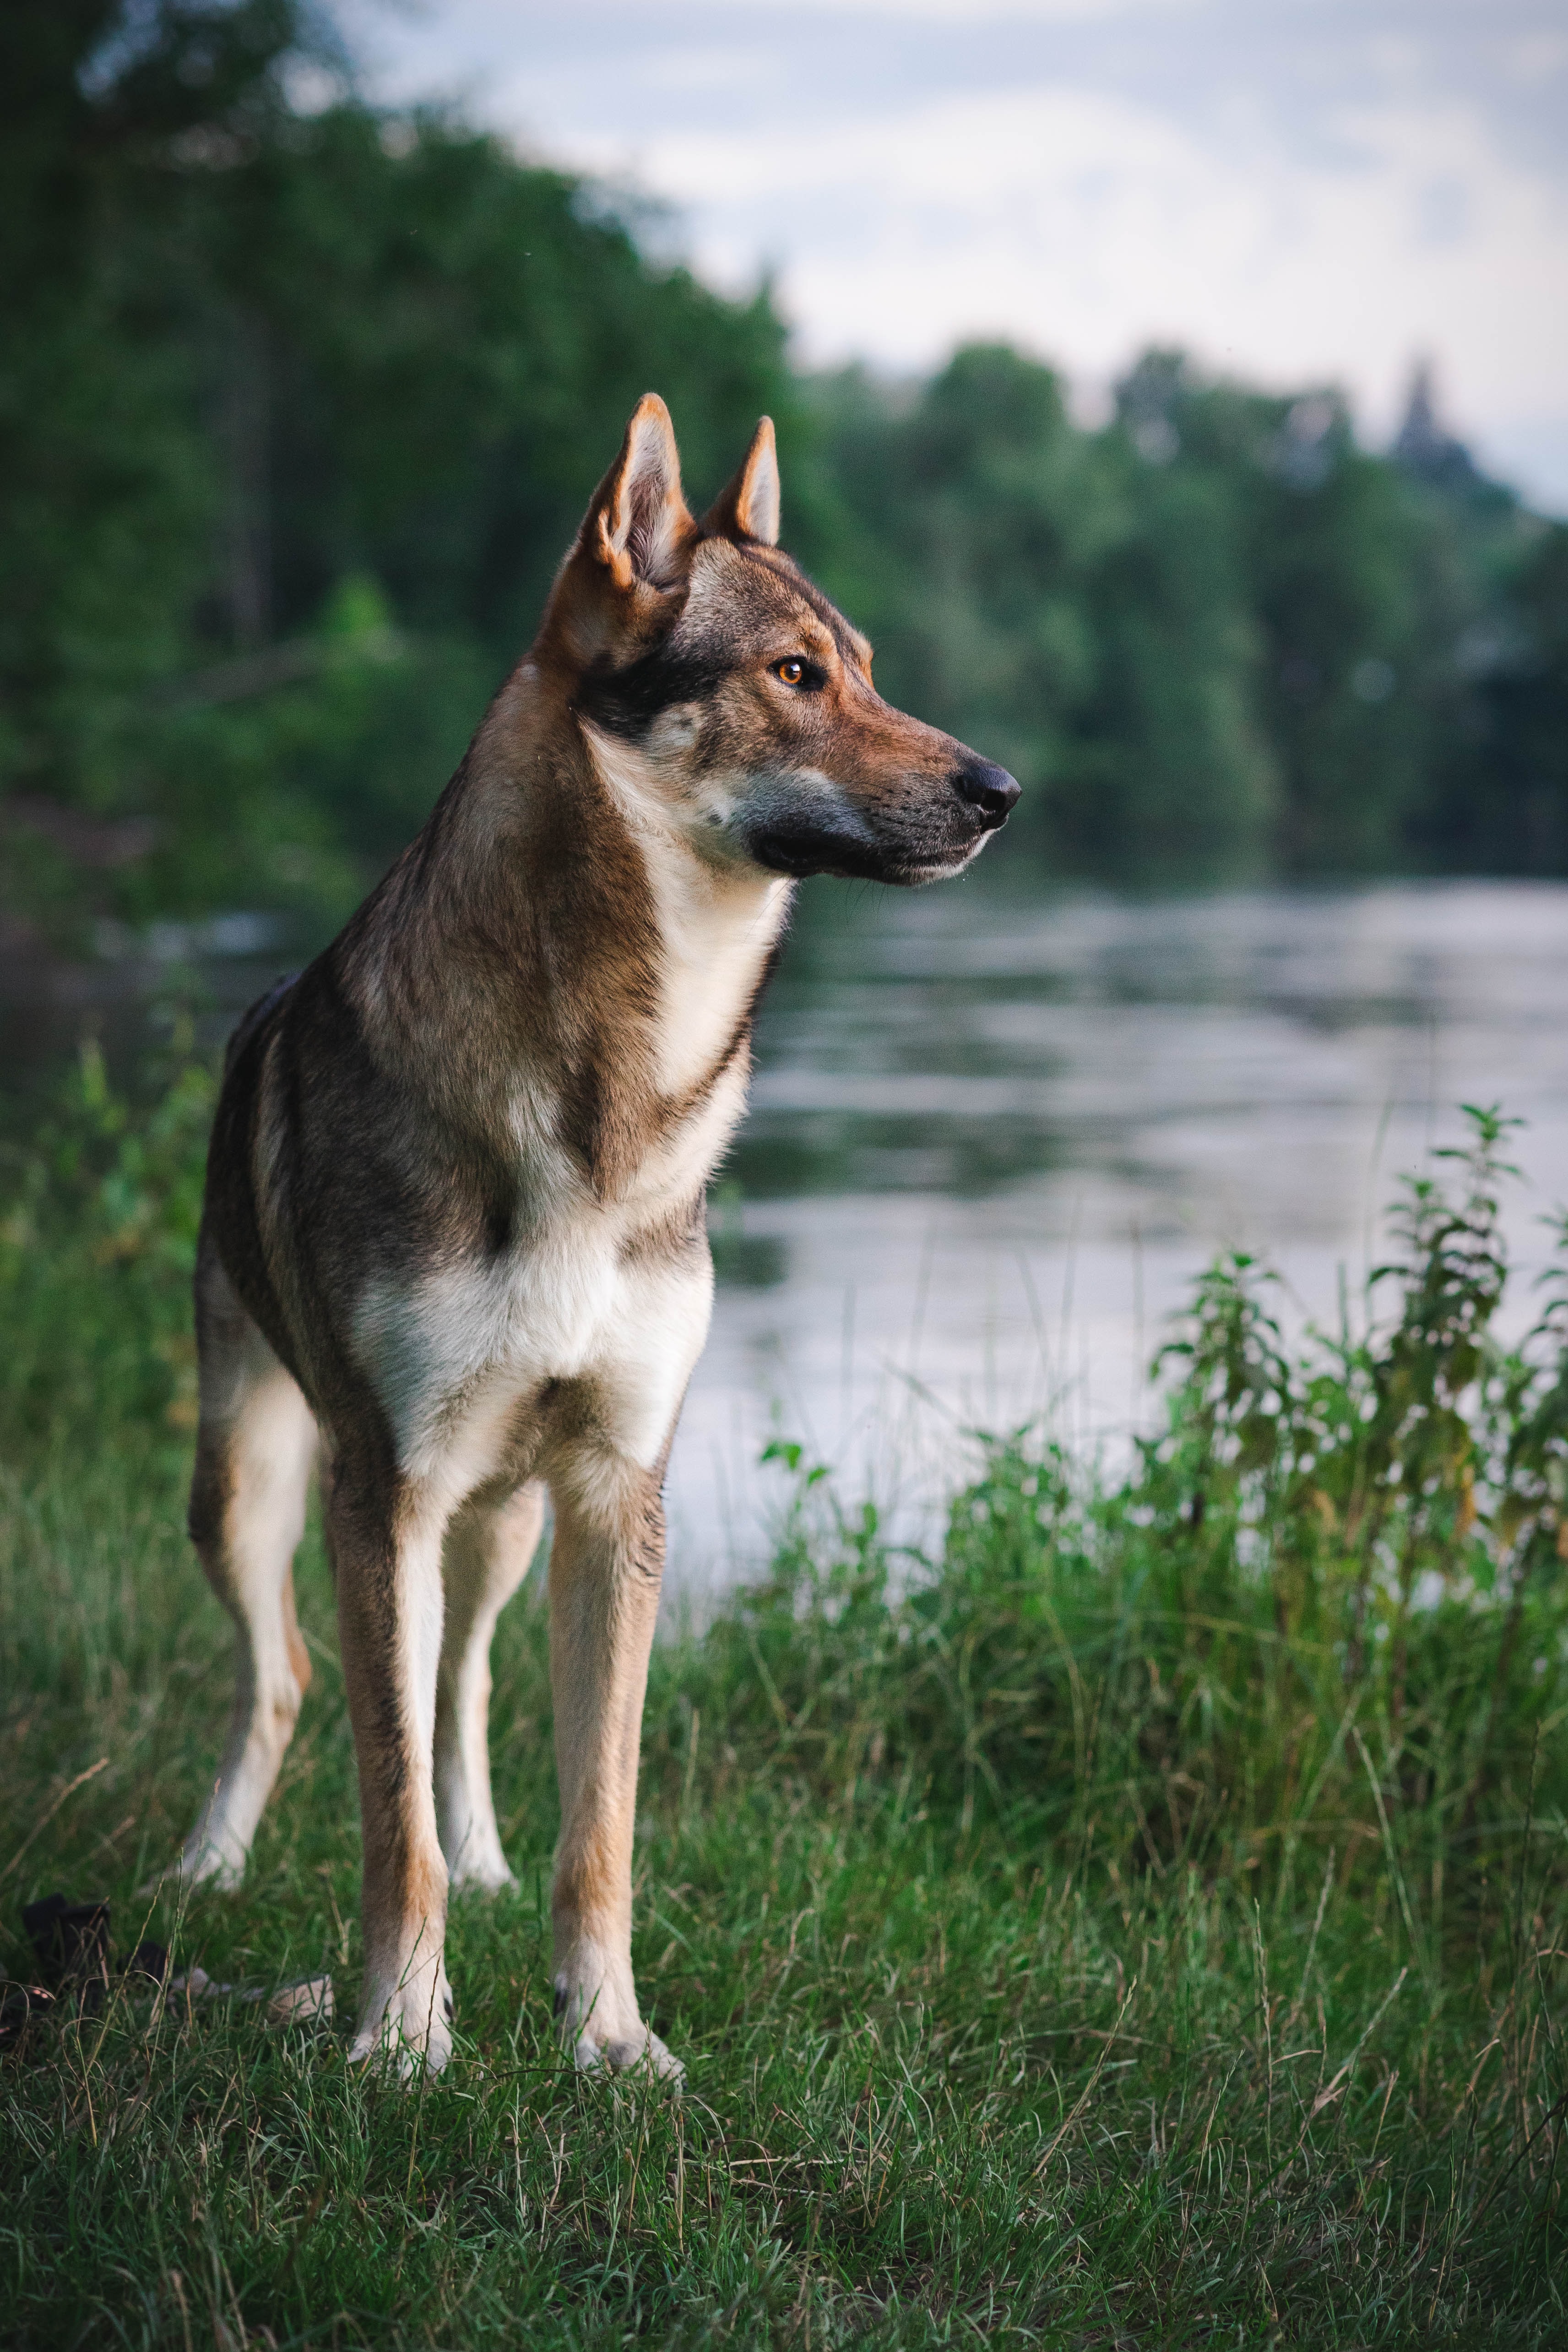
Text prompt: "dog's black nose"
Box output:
[[953, 760, 1021, 827]]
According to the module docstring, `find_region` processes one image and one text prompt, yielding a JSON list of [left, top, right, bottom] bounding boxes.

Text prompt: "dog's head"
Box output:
[[534, 394, 1019, 885]]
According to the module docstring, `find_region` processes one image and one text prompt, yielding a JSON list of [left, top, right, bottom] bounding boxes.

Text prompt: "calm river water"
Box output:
[[669, 874, 1568, 1588], [8, 874, 1565, 1590]]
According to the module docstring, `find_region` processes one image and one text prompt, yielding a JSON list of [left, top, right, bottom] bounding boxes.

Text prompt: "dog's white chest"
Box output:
[[352, 1175, 714, 1498]]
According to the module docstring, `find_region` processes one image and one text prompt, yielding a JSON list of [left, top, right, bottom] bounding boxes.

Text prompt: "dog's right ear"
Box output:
[[586, 393, 694, 592], [538, 394, 695, 663]]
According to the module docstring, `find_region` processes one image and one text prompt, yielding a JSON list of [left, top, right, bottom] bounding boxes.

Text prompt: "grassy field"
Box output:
[[1, 1058, 1566, 2348]]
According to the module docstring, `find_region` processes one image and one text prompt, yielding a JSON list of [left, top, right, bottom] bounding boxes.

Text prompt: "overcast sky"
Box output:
[[341, 0, 1568, 510]]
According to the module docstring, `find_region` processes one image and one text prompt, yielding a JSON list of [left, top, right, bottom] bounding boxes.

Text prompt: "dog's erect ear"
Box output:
[[586, 393, 694, 591], [701, 417, 781, 547], [537, 395, 696, 663]]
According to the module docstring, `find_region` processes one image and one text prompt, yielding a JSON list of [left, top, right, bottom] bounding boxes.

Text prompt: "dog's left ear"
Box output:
[[701, 418, 781, 547]]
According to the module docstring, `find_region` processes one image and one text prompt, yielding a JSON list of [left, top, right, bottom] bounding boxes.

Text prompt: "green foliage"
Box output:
[[687, 1110, 1568, 1897], [1, 1076, 1566, 2343], [0, 4, 328, 810], [0, 1, 795, 943], [1449, 520, 1568, 870], [1065, 423, 1280, 871], [798, 347, 1552, 878], [802, 349, 1102, 809], [0, 1029, 213, 1457], [797, 348, 1281, 874], [6, 4, 1567, 951], [1120, 360, 1442, 867]]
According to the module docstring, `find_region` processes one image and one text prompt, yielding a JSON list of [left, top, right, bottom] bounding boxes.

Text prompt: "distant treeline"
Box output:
[[5, 1, 1566, 947]]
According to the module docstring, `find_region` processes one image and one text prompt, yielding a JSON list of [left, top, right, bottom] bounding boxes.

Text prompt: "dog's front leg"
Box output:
[[546, 1445, 680, 2080], [435, 1481, 546, 1891], [330, 1455, 453, 2076]]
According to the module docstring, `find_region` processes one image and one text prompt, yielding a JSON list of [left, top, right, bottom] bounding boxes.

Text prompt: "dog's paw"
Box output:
[[552, 1955, 682, 2087], [446, 1848, 517, 1897], [438, 1800, 518, 1895], [155, 1836, 246, 1896], [348, 1966, 454, 2081], [573, 2022, 684, 2086]]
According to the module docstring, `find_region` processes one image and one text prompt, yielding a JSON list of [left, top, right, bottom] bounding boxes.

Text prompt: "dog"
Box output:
[[174, 394, 1019, 2076]]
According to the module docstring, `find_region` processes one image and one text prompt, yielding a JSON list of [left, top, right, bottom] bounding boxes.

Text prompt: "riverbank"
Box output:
[[1, 1067, 1564, 2347], [13, 875, 1568, 1594]]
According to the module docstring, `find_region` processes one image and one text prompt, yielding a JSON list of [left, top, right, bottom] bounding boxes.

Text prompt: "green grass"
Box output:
[[1, 1070, 1565, 2347]]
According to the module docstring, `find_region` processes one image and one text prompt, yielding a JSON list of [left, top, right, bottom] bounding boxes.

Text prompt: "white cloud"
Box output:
[[344, 0, 1568, 507], [558, 81, 1566, 446], [712, 0, 1199, 16]]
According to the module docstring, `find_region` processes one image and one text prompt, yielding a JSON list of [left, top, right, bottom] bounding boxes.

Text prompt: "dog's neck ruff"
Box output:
[[578, 720, 792, 1105], [342, 673, 793, 1215]]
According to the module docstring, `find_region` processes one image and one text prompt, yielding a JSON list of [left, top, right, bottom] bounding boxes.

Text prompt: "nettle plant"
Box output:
[[715, 1114, 1562, 1898], [1148, 1107, 1568, 1706]]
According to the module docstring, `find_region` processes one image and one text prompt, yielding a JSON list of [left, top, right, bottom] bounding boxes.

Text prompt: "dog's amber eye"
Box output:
[[772, 657, 807, 686]]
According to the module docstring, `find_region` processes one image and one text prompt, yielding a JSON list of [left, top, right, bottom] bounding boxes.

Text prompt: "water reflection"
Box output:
[[6, 875, 1565, 1592], [669, 877, 1568, 1589]]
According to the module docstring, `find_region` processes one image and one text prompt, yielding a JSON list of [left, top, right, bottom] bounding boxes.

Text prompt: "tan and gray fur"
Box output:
[[174, 396, 1020, 2076]]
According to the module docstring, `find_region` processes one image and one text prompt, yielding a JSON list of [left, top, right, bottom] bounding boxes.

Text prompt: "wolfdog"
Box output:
[[174, 395, 1019, 2075]]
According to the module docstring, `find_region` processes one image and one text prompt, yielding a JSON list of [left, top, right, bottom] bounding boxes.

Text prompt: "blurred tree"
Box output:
[[1113, 355, 1443, 870], [804, 347, 1278, 872], [0, 0, 794, 940], [0, 3, 317, 830], [1387, 369, 1556, 875], [1245, 398, 1430, 869], [802, 348, 1101, 804], [2, 5, 1562, 951], [1425, 523, 1568, 872], [1066, 388, 1277, 873]]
